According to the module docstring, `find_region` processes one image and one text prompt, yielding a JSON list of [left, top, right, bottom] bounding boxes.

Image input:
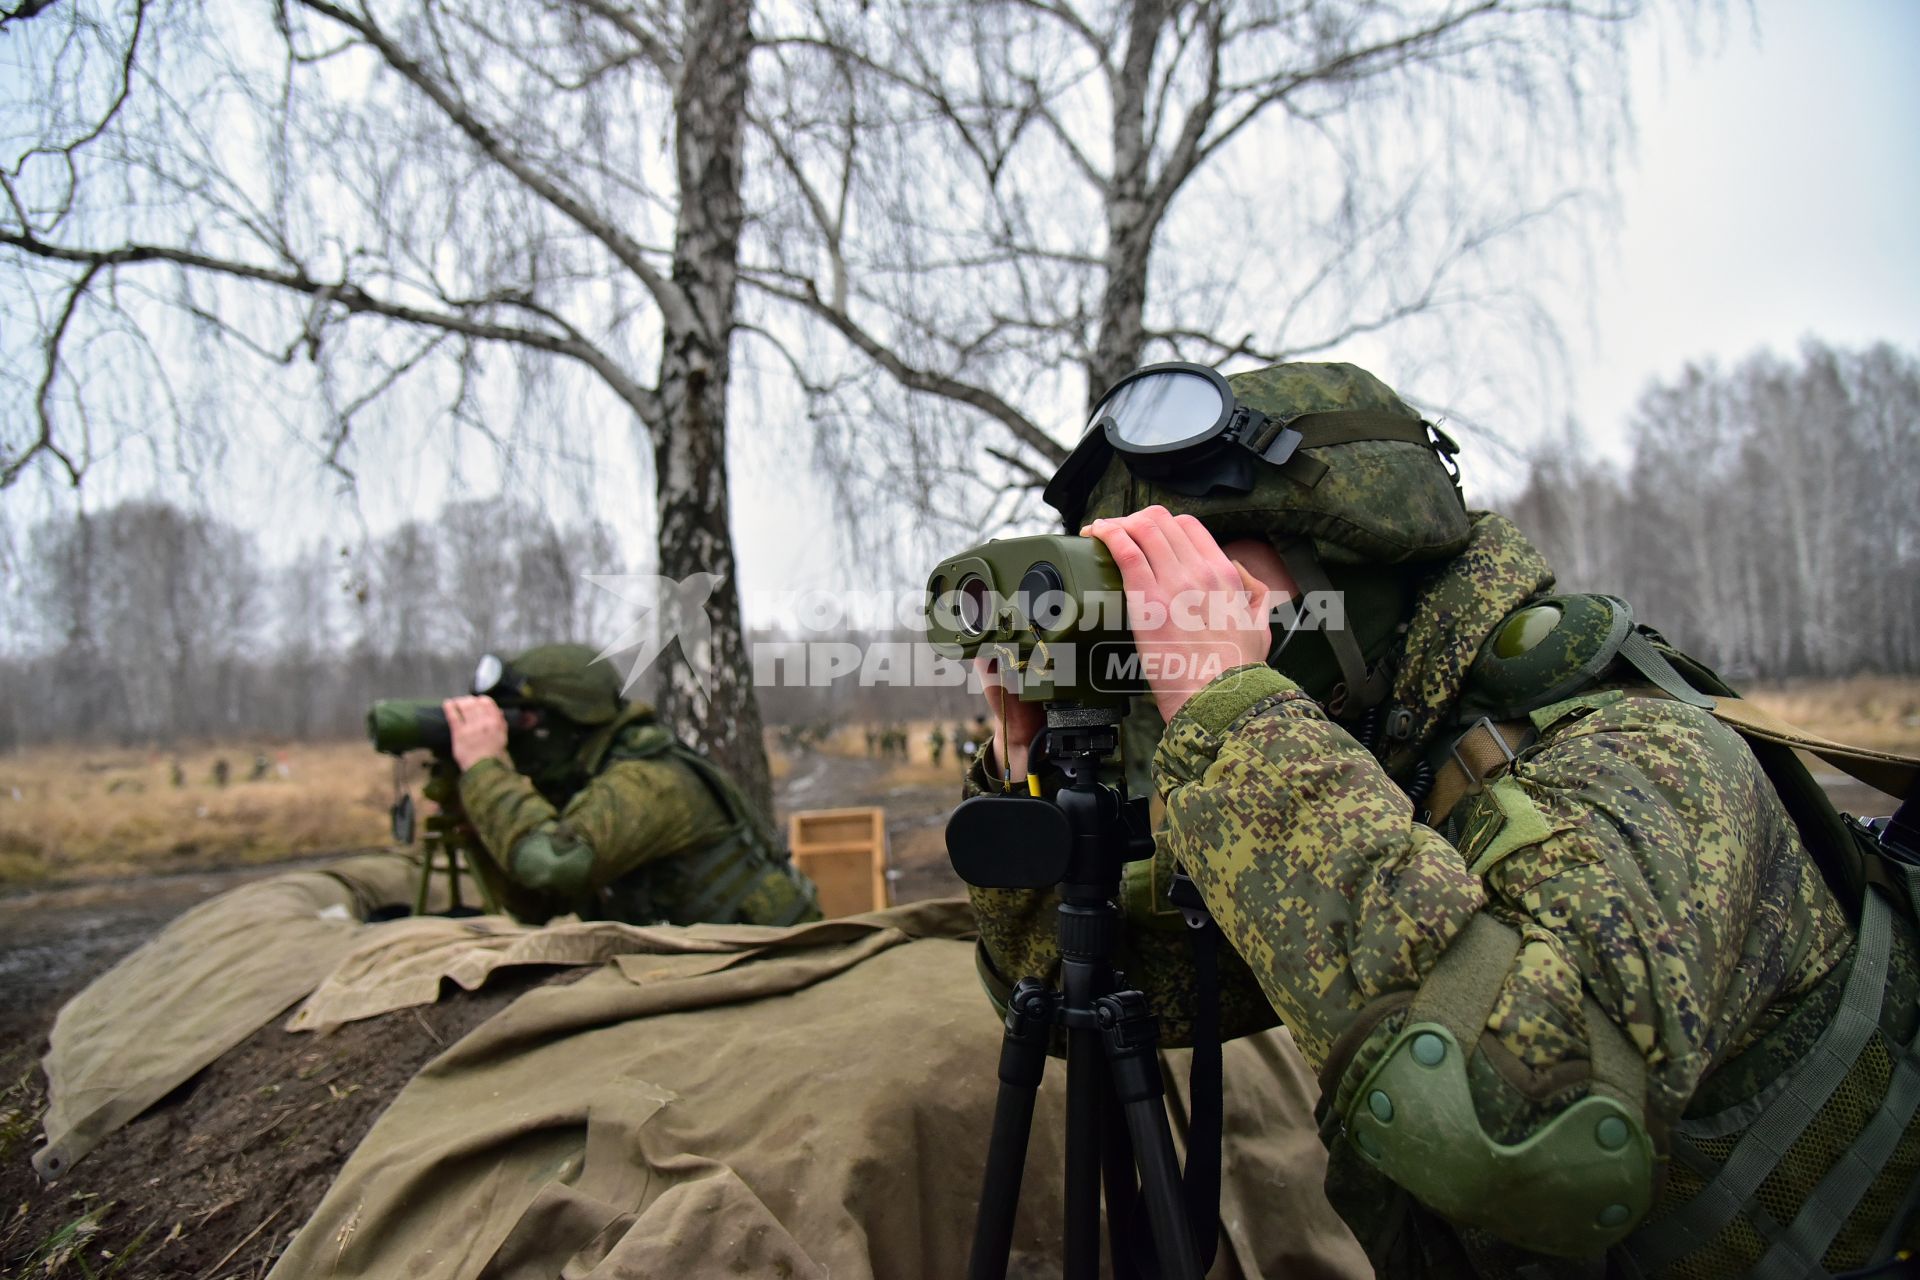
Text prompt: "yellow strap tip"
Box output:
[[1026, 774, 1042, 797]]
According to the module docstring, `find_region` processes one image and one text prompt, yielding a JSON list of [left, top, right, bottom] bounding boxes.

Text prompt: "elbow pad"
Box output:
[[1332, 914, 1658, 1258], [1338, 1017, 1655, 1258], [508, 834, 596, 899]]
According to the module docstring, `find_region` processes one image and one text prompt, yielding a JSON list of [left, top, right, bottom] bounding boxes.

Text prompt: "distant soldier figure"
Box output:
[[249, 751, 270, 781], [952, 723, 971, 768], [927, 724, 946, 767], [865, 727, 878, 757], [443, 644, 821, 928], [211, 758, 230, 788], [170, 759, 185, 789]]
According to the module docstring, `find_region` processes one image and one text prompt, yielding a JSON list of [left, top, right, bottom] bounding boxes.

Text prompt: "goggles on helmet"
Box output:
[[1043, 362, 1305, 523], [471, 654, 531, 702]]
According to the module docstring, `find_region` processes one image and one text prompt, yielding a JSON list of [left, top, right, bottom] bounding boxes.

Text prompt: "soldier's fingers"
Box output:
[[1142, 505, 1202, 567], [1171, 513, 1241, 591], [1114, 508, 1185, 586], [1084, 521, 1158, 603], [443, 698, 464, 724]]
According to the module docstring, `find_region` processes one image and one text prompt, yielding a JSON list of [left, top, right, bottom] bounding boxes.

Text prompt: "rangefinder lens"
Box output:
[[957, 575, 990, 637], [472, 653, 504, 696], [1097, 369, 1225, 448], [1018, 562, 1068, 632]]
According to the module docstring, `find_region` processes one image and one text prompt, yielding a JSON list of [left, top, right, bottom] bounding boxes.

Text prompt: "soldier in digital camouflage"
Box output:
[[443, 643, 821, 928], [966, 361, 1919, 1277]]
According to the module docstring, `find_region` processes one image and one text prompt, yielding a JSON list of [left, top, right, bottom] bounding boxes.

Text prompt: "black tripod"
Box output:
[[947, 705, 1212, 1280]]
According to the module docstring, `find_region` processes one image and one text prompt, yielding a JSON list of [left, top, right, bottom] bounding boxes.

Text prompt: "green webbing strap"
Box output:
[[1625, 889, 1896, 1274], [671, 831, 757, 922], [1245, 410, 1440, 490], [1616, 629, 1715, 709], [1753, 993, 1920, 1278], [1872, 1136, 1920, 1260], [1277, 541, 1392, 712], [1284, 410, 1437, 451], [1407, 915, 1520, 1050], [1584, 994, 1648, 1117]]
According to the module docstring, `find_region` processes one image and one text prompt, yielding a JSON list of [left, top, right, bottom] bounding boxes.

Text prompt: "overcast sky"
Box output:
[[1561, 0, 1920, 459], [723, 0, 1920, 603], [6, 0, 1916, 622]]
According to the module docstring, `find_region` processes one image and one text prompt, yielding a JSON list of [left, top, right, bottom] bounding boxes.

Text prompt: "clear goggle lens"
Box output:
[[472, 654, 505, 697], [1090, 368, 1227, 449]]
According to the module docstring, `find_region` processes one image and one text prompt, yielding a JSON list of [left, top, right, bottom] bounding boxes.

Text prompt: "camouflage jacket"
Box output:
[[458, 721, 820, 929], [968, 513, 1887, 1274]]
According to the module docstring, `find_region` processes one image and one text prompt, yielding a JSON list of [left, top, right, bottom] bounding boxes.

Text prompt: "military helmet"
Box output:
[[1061, 361, 1469, 565], [508, 643, 625, 725], [1050, 360, 1469, 714]]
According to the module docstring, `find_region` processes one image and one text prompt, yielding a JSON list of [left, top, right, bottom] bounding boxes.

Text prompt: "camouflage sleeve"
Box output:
[[1154, 665, 1487, 1068], [962, 739, 1283, 1045], [457, 751, 733, 908], [1153, 664, 1849, 1135]]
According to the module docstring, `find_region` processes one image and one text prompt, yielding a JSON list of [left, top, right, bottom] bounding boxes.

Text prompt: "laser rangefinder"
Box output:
[[923, 534, 1143, 707]]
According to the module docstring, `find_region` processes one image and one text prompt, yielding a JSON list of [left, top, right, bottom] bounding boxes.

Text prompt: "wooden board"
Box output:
[[788, 806, 889, 917]]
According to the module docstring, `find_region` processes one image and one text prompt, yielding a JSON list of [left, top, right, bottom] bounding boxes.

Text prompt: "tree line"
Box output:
[[0, 498, 619, 750], [2, 337, 1909, 752], [0, 494, 979, 751], [1506, 340, 1920, 680], [1, 0, 1673, 812]]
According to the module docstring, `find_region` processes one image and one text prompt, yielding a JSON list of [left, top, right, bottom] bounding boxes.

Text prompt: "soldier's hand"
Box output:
[[444, 696, 511, 771], [1082, 506, 1287, 723], [975, 653, 1045, 780]]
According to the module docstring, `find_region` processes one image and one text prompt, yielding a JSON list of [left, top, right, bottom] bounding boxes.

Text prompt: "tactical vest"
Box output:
[[580, 708, 819, 928], [1412, 593, 1920, 1278]]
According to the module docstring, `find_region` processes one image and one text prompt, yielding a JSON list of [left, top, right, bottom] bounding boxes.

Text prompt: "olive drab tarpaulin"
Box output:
[[32, 851, 432, 1181], [267, 898, 1370, 1280]]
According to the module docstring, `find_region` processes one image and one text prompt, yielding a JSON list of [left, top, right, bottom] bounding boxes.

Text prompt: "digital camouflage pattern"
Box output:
[[1075, 362, 1470, 565], [459, 712, 820, 928], [966, 513, 1883, 1275], [1377, 512, 1552, 775]]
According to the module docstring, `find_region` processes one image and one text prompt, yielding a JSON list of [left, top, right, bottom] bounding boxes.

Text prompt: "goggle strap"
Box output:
[[1284, 409, 1436, 451], [1276, 541, 1392, 716]]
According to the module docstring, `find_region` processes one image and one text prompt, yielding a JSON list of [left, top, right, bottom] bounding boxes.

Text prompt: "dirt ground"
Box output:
[[0, 749, 965, 1279], [0, 718, 1907, 1277]]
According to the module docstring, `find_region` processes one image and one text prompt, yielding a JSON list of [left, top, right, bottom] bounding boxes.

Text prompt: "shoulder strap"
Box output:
[[1706, 697, 1920, 799], [1424, 717, 1533, 826]]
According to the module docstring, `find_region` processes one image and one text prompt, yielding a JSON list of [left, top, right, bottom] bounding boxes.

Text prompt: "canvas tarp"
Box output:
[[269, 898, 1370, 1280], [285, 913, 873, 1033], [33, 851, 428, 1180]]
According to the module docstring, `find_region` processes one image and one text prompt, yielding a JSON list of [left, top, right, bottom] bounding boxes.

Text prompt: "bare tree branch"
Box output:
[[2, 230, 664, 425], [293, 0, 699, 338], [742, 269, 1068, 466]]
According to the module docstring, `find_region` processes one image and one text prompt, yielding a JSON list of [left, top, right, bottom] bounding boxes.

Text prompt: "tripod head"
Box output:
[[946, 702, 1155, 893]]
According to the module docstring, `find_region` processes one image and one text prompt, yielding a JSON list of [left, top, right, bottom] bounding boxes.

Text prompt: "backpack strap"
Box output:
[[1705, 696, 1920, 799]]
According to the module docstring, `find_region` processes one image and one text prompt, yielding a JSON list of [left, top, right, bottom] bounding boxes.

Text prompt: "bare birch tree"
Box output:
[[746, 0, 1669, 547], [1, 0, 778, 813]]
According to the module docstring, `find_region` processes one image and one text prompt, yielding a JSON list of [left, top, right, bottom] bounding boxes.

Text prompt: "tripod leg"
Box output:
[[1098, 1075, 1148, 1280], [1062, 953, 1108, 1280], [1097, 992, 1202, 1280], [969, 980, 1058, 1280]]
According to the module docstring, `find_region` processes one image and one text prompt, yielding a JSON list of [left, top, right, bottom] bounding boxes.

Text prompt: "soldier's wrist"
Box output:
[[1152, 664, 1303, 790], [1170, 664, 1297, 739]]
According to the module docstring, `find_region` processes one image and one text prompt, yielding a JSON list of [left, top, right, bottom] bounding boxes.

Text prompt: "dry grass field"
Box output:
[[0, 741, 393, 887], [1742, 677, 1920, 755], [2, 676, 1913, 891]]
